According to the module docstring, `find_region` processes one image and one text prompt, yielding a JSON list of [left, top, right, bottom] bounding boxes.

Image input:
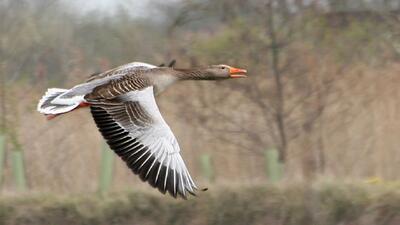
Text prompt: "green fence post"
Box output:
[[264, 149, 283, 183], [11, 150, 27, 191], [0, 135, 5, 186], [98, 143, 114, 195], [200, 153, 214, 183]]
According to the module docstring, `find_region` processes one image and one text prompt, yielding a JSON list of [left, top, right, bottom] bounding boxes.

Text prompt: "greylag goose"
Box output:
[[37, 62, 247, 198]]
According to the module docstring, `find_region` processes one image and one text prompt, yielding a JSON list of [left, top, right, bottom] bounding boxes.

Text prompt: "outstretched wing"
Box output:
[[90, 86, 197, 198]]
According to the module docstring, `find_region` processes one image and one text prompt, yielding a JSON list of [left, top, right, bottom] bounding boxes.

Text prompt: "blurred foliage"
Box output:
[[0, 182, 399, 225], [307, 15, 397, 65], [1, 0, 397, 84]]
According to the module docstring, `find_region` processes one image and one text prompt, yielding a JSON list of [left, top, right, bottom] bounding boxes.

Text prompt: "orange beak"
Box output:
[[229, 67, 247, 78]]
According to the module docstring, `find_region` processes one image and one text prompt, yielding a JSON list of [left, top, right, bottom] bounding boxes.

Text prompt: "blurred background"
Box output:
[[1, 0, 400, 224]]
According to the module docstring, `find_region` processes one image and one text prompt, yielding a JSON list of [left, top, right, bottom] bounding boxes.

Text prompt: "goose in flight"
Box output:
[[37, 61, 247, 198]]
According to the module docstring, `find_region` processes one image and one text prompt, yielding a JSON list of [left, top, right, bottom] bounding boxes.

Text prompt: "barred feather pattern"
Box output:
[[86, 62, 157, 82], [86, 76, 151, 100]]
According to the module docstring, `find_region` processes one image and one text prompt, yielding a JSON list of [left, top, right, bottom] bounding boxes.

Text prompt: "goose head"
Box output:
[[204, 64, 247, 80]]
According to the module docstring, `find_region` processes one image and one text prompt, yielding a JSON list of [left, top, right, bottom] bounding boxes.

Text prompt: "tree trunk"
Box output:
[[267, 1, 288, 162], [0, 62, 5, 133]]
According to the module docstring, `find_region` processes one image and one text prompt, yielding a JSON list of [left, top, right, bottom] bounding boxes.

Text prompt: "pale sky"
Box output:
[[64, 0, 152, 17], [62, 0, 182, 17]]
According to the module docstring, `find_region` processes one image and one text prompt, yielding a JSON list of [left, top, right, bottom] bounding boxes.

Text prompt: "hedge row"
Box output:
[[0, 182, 399, 225]]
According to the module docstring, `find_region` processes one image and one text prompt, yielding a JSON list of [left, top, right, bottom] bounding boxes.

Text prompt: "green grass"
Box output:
[[0, 182, 399, 225]]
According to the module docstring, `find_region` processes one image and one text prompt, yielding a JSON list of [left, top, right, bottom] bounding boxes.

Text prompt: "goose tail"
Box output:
[[37, 88, 87, 120]]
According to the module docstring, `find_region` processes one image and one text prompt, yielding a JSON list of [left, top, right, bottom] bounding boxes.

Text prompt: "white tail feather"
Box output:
[[37, 88, 84, 115]]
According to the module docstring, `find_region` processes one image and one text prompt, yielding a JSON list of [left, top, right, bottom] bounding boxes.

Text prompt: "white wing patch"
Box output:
[[120, 62, 157, 69]]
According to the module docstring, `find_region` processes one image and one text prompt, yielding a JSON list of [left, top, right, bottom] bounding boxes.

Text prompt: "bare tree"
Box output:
[[161, 0, 338, 179]]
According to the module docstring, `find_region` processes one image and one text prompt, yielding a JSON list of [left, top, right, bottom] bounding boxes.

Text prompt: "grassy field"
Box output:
[[0, 182, 399, 225]]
